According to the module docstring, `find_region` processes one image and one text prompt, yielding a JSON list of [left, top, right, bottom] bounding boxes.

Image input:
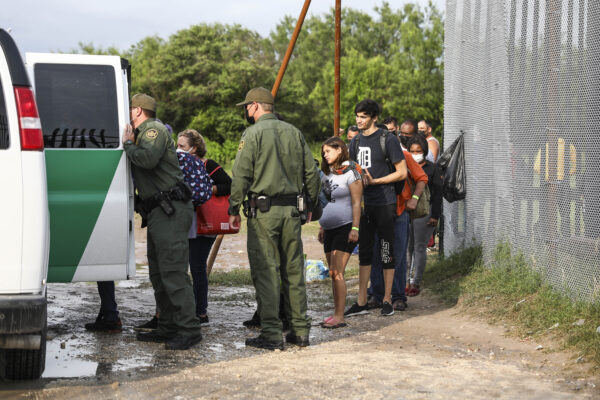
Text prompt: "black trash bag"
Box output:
[[439, 133, 466, 203], [436, 133, 460, 170]]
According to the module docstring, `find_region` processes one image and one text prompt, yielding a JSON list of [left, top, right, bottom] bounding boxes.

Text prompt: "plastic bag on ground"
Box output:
[[305, 259, 329, 282]]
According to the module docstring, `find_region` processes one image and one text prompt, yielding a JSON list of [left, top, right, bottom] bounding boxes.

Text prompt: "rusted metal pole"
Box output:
[[334, 0, 341, 137], [271, 0, 312, 99]]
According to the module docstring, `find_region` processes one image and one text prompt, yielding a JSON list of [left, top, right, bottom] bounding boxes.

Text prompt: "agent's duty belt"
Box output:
[[243, 193, 301, 218], [269, 195, 298, 206], [143, 187, 188, 211]]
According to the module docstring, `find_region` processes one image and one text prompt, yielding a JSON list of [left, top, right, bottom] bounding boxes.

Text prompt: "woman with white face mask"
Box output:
[[406, 134, 443, 296]]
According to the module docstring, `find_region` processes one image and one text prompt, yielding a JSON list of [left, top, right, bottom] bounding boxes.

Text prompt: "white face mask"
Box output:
[[412, 153, 424, 163], [176, 148, 189, 153]]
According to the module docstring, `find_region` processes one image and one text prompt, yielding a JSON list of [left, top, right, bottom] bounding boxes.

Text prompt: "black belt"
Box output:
[[269, 195, 298, 206], [143, 187, 188, 212]]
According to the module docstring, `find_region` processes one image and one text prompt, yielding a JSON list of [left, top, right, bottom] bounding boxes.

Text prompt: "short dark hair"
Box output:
[[348, 125, 359, 132], [142, 108, 156, 119], [419, 119, 432, 129], [407, 133, 429, 156], [383, 116, 398, 126], [401, 119, 418, 135], [354, 99, 381, 118], [321, 137, 349, 174]]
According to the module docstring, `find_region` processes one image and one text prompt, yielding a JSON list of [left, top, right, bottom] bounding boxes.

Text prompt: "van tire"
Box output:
[[0, 322, 47, 380]]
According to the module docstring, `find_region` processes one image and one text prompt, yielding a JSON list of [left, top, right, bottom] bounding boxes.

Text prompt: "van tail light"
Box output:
[[14, 86, 44, 151]]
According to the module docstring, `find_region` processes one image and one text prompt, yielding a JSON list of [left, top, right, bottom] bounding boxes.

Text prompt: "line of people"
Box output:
[[83, 90, 442, 352], [318, 99, 443, 327]]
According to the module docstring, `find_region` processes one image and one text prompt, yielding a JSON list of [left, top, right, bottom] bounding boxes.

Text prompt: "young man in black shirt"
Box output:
[[346, 99, 407, 316]]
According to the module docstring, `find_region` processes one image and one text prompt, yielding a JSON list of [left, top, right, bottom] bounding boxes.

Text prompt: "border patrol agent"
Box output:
[[123, 93, 202, 350], [229, 87, 320, 350]]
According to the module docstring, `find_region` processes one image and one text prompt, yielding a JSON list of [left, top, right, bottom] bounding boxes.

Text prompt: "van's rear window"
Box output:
[[34, 64, 119, 149], [0, 74, 8, 149]]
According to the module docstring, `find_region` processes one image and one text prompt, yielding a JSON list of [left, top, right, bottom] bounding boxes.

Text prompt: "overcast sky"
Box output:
[[2, 0, 444, 54]]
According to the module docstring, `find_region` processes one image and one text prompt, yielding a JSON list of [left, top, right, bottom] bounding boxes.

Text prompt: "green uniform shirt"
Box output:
[[229, 113, 320, 216], [124, 118, 183, 200]]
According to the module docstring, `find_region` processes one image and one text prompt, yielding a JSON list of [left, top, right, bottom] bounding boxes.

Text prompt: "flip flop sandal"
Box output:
[[321, 319, 348, 329], [319, 316, 335, 326]]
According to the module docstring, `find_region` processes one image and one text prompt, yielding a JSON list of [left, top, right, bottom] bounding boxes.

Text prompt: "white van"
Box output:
[[0, 29, 50, 380], [0, 29, 135, 379]]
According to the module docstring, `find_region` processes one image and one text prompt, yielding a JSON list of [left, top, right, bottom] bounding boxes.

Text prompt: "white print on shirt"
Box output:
[[357, 146, 371, 169], [380, 238, 392, 264]]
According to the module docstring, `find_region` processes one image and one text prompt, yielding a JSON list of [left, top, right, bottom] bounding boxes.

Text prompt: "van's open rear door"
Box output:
[[26, 53, 135, 283]]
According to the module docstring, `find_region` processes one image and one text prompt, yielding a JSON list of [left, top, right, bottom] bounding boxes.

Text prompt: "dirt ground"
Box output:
[[1, 222, 599, 399]]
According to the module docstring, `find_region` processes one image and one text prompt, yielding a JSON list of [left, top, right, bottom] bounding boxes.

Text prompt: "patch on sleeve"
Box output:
[[238, 140, 245, 151], [145, 129, 158, 140]]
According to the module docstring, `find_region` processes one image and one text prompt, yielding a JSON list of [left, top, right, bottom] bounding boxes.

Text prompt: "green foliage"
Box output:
[[205, 138, 239, 168], [72, 2, 444, 148], [422, 245, 482, 304], [208, 268, 253, 286]]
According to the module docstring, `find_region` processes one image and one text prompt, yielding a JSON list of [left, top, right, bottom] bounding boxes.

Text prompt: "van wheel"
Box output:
[[0, 323, 47, 380]]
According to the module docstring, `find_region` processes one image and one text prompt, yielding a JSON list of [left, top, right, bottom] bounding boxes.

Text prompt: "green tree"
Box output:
[[69, 2, 444, 149], [141, 24, 277, 142]]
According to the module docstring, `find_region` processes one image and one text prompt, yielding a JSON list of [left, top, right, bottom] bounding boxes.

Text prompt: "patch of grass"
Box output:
[[345, 265, 359, 279], [302, 220, 321, 236], [422, 245, 482, 304], [209, 269, 253, 286], [425, 243, 600, 367]]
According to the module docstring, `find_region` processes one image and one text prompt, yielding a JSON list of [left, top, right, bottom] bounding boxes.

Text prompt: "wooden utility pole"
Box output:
[[271, 0, 312, 99]]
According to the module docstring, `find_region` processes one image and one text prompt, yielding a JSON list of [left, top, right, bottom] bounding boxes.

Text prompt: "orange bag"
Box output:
[[196, 163, 239, 235], [196, 195, 239, 235]]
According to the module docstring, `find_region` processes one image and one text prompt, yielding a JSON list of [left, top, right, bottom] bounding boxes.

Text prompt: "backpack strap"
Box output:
[[204, 159, 222, 177], [379, 130, 390, 166], [351, 132, 362, 162]]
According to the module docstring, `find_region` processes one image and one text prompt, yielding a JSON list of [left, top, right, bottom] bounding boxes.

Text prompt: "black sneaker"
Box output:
[[134, 316, 158, 332], [381, 301, 394, 316], [245, 336, 284, 351], [393, 299, 408, 311], [344, 302, 369, 317], [165, 333, 203, 350], [85, 315, 122, 333], [198, 315, 209, 324]]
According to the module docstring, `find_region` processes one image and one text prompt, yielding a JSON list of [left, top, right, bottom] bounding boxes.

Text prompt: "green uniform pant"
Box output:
[[247, 205, 310, 341], [147, 199, 201, 337]]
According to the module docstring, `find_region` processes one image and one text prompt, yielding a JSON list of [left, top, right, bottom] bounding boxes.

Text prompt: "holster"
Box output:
[[140, 182, 191, 219], [134, 194, 149, 228]]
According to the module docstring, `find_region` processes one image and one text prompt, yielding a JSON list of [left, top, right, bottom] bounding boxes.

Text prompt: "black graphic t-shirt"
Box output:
[[349, 129, 404, 206]]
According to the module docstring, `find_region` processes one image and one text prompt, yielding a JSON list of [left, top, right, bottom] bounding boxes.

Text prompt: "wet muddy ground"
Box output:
[[2, 222, 599, 398]]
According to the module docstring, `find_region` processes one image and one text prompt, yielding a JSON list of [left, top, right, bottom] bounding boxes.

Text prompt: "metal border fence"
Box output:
[[444, 0, 600, 301]]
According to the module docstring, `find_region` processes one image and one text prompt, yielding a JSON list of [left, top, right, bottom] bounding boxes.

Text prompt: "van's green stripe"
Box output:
[[45, 150, 122, 282]]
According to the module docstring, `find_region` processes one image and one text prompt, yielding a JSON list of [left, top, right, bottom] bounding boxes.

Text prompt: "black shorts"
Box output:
[[323, 223, 356, 254], [358, 203, 396, 269]]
